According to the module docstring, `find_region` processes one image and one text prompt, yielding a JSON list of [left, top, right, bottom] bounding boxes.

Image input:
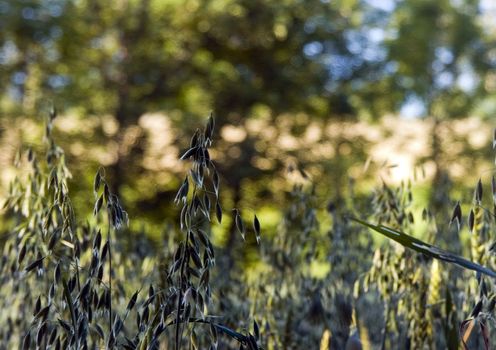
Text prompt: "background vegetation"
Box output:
[[1, 0, 496, 348]]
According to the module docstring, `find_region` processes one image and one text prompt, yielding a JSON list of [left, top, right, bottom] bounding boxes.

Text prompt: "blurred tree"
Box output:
[[0, 0, 494, 238], [0, 0, 371, 226], [372, 0, 493, 247]]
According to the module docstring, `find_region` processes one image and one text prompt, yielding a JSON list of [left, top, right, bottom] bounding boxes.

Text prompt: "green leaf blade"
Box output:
[[351, 217, 496, 278]]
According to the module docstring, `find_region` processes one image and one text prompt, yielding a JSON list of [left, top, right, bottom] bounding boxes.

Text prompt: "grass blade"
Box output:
[[351, 217, 496, 278]]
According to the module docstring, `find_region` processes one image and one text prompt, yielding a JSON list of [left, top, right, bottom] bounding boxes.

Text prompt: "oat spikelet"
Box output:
[[427, 259, 442, 306], [471, 206, 485, 264]]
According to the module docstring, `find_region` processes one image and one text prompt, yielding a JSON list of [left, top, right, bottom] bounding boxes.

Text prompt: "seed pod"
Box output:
[[199, 269, 210, 289], [189, 245, 203, 269], [126, 290, 139, 312], [248, 334, 258, 349], [113, 315, 123, 335], [48, 230, 60, 251], [96, 291, 106, 310], [78, 281, 91, 301], [94, 324, 105, 339], [213, 170, 220, 196], [103, 183, 110, 203], [34, 305, 51, 322], [190, 169, 202, 187], [205, 114, 215, 141], [449, 201, 462, 231], [253, 215, 261, 244], [49, 283, 56, 302], [476, 178, 483, 202], [93, 230, 102, 250], [190, 129, 200, 148], [196, 229, 209, 248], [36, 321, 47, 346], [215, 201, 222, 224], [104, 289, 111, 310], [470, 300, 483, 318], [253, 320, 260, 340], [101, 241, 109, 261], [48, 327, 57, 345], [141, 305, 149, 323], [54, 263, 61, 284], [34, 296, 42, 316], [153, 322, 165, 338], [58, 319, 71, 333], [180, 146, 199, 161], [93, 171, 101, 195], [422, 208, 428, 221], [468, 209, 475, 233], [25, 257, 45, 273], [18, 244, 27, 265], [233, 209, 245, 240], [27, 148, 34, 162], [93, 195, 103, 216], [174, 178, 189, 204]]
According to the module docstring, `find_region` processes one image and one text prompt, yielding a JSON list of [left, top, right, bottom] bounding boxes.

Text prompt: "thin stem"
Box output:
[[175, 228, 191, 350], [175, 245, 186, 350], [166, 317, 248, 344], [381, 300, 389, 350], [107, 224, 113, 343]]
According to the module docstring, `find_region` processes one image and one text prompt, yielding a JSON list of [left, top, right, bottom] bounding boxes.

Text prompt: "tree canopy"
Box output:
[[0, 0, 495, 229]]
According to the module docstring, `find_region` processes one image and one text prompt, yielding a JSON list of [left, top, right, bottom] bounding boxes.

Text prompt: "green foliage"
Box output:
[[2, 0, 494, 242]]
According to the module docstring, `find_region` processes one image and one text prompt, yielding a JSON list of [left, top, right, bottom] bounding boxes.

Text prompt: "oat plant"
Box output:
[[0, 111, 261, 350]]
